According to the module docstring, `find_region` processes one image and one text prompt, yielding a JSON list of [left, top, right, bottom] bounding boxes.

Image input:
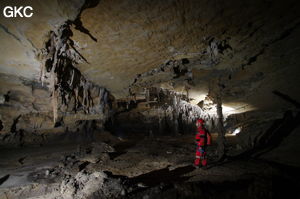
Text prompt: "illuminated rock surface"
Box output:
[[0, 0, 299, 198]]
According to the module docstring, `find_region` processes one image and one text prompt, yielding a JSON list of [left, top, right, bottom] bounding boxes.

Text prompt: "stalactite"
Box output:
[[172, 95, 179, 134], [145, 88, 150, 103], [185, 85, 190, 102], [52, 88, 58, 124], [40, 23, 112, 123], [151, 88, 210, 134], [158, 112, 163, 134], [99, 87, 104, 112], [50, 72, 57, 124], [40, 62, 45, 87], [70, 69, 75, 86]]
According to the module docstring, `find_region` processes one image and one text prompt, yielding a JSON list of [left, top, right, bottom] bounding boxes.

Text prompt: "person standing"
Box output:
[[194, 119, 211, 168]]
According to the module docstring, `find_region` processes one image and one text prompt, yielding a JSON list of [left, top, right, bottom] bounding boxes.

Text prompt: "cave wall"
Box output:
[[110, 87, 216, 136], [0, 73, 52, 137], [69, 0, 300, 109], [0, 21, 114, 146], [0, 0, 118, 146], [0, 72, 113, 146], [224, 108, 300, 167], [225, 110, 285, 148], [0, 0, 299, 150], [0, 0, 85, 79]]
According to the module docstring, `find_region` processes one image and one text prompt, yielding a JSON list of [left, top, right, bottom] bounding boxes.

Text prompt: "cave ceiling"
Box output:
[[0, 0, 300, 114]]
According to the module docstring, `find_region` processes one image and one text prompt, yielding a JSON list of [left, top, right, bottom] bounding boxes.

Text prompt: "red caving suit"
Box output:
[[194, 126, 211, 167]]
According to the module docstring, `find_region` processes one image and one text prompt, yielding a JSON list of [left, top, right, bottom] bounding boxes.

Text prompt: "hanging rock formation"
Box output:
[[0, 0, 113, 146], [0, 0, 299, 163]]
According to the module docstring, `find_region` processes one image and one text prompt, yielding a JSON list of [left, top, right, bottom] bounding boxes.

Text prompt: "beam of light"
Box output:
[[222, 105, 235, 114], [232, 127, 242, 136]]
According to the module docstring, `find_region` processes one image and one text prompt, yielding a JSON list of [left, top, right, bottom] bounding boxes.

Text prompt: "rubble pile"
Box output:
[[60, 171, 125, 199]]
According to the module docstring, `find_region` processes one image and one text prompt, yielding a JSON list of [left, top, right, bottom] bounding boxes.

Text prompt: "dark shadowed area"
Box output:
[[0, 0, 300, 198]]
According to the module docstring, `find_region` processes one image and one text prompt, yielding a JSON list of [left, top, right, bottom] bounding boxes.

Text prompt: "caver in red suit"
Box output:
[[194, 119, 211, 167]]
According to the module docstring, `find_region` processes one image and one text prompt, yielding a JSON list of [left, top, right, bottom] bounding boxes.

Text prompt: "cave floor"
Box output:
[[0, 133, 299, 198]]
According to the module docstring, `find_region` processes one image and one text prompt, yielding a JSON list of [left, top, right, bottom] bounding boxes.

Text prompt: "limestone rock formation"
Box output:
[[0, 0, 299, 197], [60, 171, 124, 199]]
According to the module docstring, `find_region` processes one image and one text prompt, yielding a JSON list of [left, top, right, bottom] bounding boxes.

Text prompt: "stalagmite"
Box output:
[[0, 1, 299, 198], [209, 78, 226, 160], [216, 95, 226, 160], [51, 71, 58, 124]]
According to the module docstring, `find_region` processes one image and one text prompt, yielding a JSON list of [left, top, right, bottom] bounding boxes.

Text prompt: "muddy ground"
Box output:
[[0, 132, 299, 199]]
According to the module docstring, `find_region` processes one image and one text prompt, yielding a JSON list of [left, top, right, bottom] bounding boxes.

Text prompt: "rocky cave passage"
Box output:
[[0, 0, 300, 198]]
